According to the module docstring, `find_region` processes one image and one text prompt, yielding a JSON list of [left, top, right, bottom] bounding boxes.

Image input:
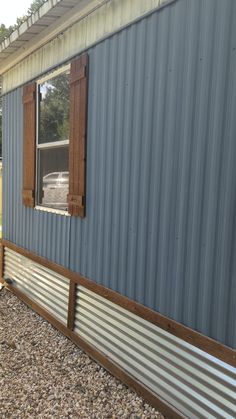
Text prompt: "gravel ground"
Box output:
[[0, 288, 164, 419]]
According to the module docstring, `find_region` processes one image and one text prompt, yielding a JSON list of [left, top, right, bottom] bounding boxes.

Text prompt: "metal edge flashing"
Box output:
[[0, 0, 177, 94], [2, 240, 235, 368]]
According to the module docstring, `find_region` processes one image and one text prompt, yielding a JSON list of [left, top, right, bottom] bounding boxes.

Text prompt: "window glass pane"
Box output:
[[37, 146, 69, 210], [38, 70, 70, 144]]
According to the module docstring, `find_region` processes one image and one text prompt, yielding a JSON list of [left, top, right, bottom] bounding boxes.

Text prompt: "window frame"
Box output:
[[35, 64, 70, 214], [22, 53, 88, 217]]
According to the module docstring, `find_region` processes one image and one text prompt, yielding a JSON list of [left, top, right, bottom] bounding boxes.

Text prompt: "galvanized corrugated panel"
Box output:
[[4, 248, 69, 325], [74, 286, 236, 418], [2, 0, 236, 349]]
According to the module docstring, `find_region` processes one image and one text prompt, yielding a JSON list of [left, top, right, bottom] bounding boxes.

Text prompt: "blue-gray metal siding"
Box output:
[[3, 0, 236, 349], [2, 89, 71, 267]]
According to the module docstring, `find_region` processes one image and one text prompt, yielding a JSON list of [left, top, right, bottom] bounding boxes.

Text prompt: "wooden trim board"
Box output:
[[5, 283, 184, 419], [2, 239, 236, 368], [0, 240, 4, 280], [67, 280, 77, 330]]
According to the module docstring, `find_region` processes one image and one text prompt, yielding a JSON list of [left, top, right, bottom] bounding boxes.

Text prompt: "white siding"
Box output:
[[2, 0, 172, 94]]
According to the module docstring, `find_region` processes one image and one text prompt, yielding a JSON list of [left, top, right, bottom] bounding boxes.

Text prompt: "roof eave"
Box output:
[[0, 0, 103, 75]]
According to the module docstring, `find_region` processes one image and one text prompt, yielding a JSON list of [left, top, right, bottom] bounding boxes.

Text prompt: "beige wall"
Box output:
[[2, 0, 171, 94]]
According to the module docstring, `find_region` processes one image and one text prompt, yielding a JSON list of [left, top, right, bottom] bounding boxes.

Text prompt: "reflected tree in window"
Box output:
[[39, 72, 70, 144]]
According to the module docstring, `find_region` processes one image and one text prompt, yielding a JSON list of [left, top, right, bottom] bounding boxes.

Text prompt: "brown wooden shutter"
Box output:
[[68, 53, 88, 217], [22, 82, 36, 207]]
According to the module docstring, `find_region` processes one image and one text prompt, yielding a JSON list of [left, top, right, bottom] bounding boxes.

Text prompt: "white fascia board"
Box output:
[[0, 0, 103, 75], [0, 0, 62, 52]]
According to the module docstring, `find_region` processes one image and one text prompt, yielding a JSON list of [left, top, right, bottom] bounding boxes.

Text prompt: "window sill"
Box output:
[[34, 205, 70, 216]]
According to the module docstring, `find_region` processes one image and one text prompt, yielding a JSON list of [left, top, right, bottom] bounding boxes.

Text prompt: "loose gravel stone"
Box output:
[[0, 288, 164, 419]]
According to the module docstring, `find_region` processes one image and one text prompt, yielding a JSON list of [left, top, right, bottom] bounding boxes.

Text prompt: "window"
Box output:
[[37, 66, 70, 211], [22, 53, 88, 217]]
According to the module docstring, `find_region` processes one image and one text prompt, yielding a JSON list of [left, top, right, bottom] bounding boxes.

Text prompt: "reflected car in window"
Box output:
[[42, 171, 69, 210]]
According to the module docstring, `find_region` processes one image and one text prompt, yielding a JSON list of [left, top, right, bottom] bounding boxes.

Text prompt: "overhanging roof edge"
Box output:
[[0, 0, 104, 75]]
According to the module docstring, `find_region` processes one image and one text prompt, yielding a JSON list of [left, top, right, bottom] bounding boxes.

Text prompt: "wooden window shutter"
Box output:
[[68, 53, 88, 217], [22, 82, 36, 207]]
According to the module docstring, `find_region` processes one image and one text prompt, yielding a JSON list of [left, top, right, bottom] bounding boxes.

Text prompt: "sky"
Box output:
[[0, 0, 32, 26]]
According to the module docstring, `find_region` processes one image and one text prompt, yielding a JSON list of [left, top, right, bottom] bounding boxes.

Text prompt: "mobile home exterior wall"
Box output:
[[3, 0, 236, 353]]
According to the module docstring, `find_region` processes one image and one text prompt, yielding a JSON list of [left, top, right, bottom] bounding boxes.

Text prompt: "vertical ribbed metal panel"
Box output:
[[2, 88, 71, 267], [69, 0, 236, 349], [3, 0, 236, 349]]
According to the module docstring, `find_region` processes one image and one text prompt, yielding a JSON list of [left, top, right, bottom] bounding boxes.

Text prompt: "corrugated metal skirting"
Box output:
[[76, 286, 236, 418], [3, 247, 236, 419], [4, 248, 69, 325], [2, 0, 236, 349]]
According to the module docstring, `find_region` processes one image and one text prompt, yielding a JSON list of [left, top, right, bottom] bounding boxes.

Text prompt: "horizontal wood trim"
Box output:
[[67, 194, 84, 217], [6, 284, 184, 419], [2, 239, 236, 368], [22, 189, 35, 207], [67, 194, 84, 207], [70, 66, 86, 84], [0, 240, 3, 280], [22, 91, 36, 104], [22, 189, 34, 198]]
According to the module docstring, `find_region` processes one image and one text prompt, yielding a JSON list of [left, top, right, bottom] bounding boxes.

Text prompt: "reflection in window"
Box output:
[[38, 72, 70, 144], [37, 146, 69, 211], [36, 67, 70, 211]]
